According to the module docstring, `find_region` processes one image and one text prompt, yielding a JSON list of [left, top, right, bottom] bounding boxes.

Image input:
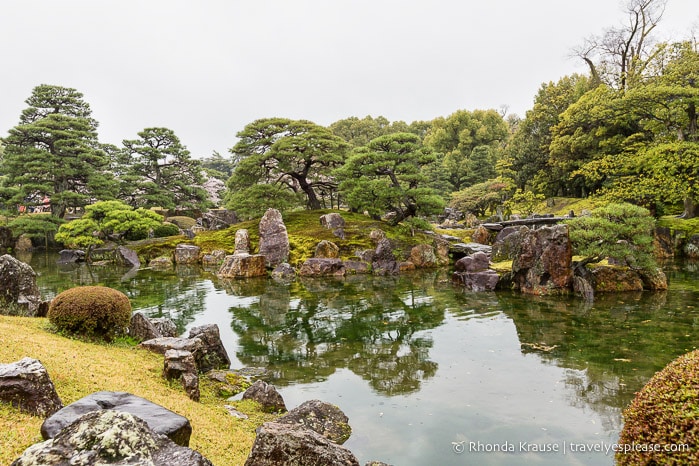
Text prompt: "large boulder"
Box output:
[[56, 249, 85, 264], [0, 357, 63, 417], [372, 238, 399, 275], [452, 252, 499, 292], [188, 324, 231, 372], [512, 225, 573, 295], [409, 244, 437, 268], [41, 391, 193, 447], [271, 263, 296, 280], [491, 226, 526, 262], [128, 312, 162, 342], [174, 244, 201, 265], [242, 380, 287, 413], [314, 240, 340, 259], [244, 421, 359, 466], [201, 249, 226, 267], [218, 254, 267, 278], [319, 213, 345, 230], [299, 258, 345, 277], [258, 208, 290, 267], [0, 254, 43, 316], [17, 410, 211, 466], [590, 266, 644, 292], [114, 246, 140, 268], [277, 400, 352, 444]]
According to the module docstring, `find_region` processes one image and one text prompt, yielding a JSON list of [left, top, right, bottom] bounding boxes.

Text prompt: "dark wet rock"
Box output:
[[320, 213, 345, 230], [512, 225, 573, 295], [299, 258, 345, 277], [277, 400, 352, 445], [218, 253, 267, 278], [0, 357, 63, 417], [174, 244, 201, 265], [16, 410, 211, 465], [258, 208, 290, 267], [41, 391, 192, 447], [244, 421, 359, 466], [271, 263, 296, 280], [454, 251, 490, 272], [315, 240, 340, 259], [128, 312, 162, 341], [452, 270, 499, 292], [242, 380, 287, 413], [188, 324, 231, 372], [372, 238, 399, 275], [234, 229, 251, 255], [115, 245, 141, 268], [0, 254, 44, 316], [56, 249, 85, 264]]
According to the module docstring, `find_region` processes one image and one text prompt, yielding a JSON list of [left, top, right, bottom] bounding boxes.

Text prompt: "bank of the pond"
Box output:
[[0, 315, 277, 465]]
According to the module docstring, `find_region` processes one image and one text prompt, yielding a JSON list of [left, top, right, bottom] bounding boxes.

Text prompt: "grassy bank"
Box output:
[[0, 315, 276, 465]]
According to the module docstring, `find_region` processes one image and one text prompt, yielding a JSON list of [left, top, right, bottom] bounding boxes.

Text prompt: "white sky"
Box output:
[[1, 0, 697, 158]]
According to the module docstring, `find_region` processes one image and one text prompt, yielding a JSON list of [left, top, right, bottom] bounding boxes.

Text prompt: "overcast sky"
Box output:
[[1, 0, 697, 158]]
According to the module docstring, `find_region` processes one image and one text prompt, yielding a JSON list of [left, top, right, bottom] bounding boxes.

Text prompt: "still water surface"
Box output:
[[22, 251, 699, 465]]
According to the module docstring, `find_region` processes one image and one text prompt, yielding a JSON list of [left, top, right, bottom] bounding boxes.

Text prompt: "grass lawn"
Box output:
[[0, 315, 276, 465]]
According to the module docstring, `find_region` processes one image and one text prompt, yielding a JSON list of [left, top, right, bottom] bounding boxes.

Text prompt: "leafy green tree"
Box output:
[[0, 84, 114, 218], [329, 115, 429, 148], [449, 179, 514, 217], [201, 151, 236, 181], [120, 127, 209, 210], [7, 214, 65, 249], [564, 203, 657, 270], [503, 189, 546, 217], [226, 118, 349, 213], [55, 200, 163, 249], [336, 133, 444, 224], [423, 109, 508, 193]]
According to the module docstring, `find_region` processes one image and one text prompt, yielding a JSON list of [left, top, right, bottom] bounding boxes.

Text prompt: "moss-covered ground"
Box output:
[[0, 315, 277, 465]]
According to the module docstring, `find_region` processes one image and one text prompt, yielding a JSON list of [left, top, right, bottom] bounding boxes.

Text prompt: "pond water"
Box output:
[[21, 251, 699, 466]]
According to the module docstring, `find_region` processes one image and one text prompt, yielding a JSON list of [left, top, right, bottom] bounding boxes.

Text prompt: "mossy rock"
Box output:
[[617, 349, 699, 465], [166, 216, 197, 230], [48, 286, 132, 341]]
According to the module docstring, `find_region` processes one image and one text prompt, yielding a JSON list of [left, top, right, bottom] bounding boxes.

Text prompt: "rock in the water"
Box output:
[[454, 251, 490, 272], [0, 357, 63, 417], [242, 380, 287, 413], [372, 238, 399, 275], [41, 391, 193, 447], [234, 229, 251, 255], [244, 421, 359, 466], [277, 400, 352, 444], [56, 249, 85, 264], [314, 240, 340, 259], [409, 244, 437, 268], [452, 270, 500, 292], [149, 256, 174, 269], [512, 225, 573, 295], [271, 263, 296, 280], [320, 213, 345, 230], [343, 260, 371, 274], [0, 254, 43, 316], [202, 249, 226, 267], [16, 410, 211, 466], [258, 208, 290, 267], [590, 266, 644, 292], [218, 253, 267, 278], [128, 312, 163, 341], [188, 324, 231, 372], [174, 244, 201, 265], [114, 246, 141, 268], [299, 258, 346, 277]]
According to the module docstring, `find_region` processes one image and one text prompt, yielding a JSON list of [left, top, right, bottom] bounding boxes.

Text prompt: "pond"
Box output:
[[20, 251, 699, 466]]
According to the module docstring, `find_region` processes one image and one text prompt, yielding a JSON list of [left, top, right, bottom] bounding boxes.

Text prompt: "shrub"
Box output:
[[166, 216, 197, 230], [48, 286, 132, 341], [617, 350, 699, 465], [153, 222, 181, 238]]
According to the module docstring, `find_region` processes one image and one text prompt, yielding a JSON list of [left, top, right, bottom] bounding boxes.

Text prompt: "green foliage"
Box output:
[[449, 179, 514, 217], [165, 216, 197, 230], [0, 84, 114, 218], [119, 127, 210, 210], [336, 133, 445, 224], [152, 222, 181, 238], [503, 189, 546, 216], [564, 203, 657, 270], [48, 286, 132, 341], [617, 350, 699, 465], [226, 184, 302, 220], [7, 214, 64, 240], [55, 201, 163, 248]]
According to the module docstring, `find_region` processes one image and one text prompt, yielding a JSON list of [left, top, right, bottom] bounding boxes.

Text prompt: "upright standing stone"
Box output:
[[174, 244, 201, 265], [258, 208, 289, 268], [512, 225, 573, 295], [0, 254, 43, 316], [234, 229, 251, 255]]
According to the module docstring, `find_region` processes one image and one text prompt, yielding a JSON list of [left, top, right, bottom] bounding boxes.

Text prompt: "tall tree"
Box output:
[[0, 84, 114, 217], [226, 118, 349, 214], [120, 127, 209, 210], [336, 133, 444, 224]]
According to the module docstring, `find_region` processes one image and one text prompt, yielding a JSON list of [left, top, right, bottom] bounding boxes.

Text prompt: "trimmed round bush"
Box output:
[[153, 222, 181, 238], [617, 350, 699, 465], [48, 286, 132, 341], [165, 216, 197, 230]]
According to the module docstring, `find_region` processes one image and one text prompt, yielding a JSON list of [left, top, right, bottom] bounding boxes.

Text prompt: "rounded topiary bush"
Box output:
[[153, 221, 181, 238], [48, 286, 132, 341], [617, 350, 699, 465]]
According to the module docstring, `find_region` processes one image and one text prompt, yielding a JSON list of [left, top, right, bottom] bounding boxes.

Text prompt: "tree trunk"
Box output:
[[681, 197, 699, 219], [297, 177, 321, 210]]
